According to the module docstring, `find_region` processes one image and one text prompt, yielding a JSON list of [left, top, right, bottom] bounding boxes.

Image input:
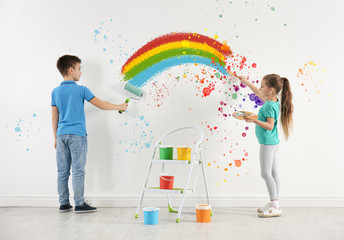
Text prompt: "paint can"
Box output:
[[159, 173, 174, 189], [195, 204, 211, 223], [159, 145, 173, 160], [143, 207, 159, 225], [177, 145, 191, 160]]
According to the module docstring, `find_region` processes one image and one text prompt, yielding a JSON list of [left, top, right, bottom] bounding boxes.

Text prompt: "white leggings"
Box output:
[[260, 144, 280, 200]]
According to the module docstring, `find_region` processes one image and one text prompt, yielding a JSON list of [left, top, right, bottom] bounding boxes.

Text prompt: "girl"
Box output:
[[238, 74, 293, 218]]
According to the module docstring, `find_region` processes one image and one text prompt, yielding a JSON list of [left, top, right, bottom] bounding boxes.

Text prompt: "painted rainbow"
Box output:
[[121, 32, 232, 87]]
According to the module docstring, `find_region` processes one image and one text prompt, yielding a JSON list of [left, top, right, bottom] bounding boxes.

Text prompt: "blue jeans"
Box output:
[[56, 134, 87, 206]]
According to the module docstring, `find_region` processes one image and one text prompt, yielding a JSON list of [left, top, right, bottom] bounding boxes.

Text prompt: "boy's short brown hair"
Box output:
[[56, 55, 81, 76]]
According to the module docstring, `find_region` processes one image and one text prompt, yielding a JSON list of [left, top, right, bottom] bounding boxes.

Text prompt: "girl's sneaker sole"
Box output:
[[258, 212, 282, 218]]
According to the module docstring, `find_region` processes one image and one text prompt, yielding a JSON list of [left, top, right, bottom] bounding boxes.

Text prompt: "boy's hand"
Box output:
[[118, 103, 128, 111], [54, 139, 57, 149]]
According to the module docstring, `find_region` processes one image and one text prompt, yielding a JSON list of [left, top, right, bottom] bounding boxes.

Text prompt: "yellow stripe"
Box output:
[[123, 41, 225, 74]]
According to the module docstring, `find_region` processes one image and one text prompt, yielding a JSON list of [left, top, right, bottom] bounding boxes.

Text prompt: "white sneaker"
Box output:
[[258, 206, 282, 218], [257, 203, 271, 213]]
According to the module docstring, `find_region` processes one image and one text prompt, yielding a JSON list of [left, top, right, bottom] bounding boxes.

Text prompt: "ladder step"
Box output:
[[152, 159, 195, 164], [145, 187, 193, 194]]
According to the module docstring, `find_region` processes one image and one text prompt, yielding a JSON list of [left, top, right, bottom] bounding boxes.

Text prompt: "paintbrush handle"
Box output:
[[227, 70, 239, 78]]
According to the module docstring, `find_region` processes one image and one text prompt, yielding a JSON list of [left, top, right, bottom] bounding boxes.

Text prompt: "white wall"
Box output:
[[1, 0, 344, 207]]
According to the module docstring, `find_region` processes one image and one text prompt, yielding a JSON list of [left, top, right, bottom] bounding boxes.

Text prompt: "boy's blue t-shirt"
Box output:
[[51, 81, 95, 137], [255, 100, 280, 145]]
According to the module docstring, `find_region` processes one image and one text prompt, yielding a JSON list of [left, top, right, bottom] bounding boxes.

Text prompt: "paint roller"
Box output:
[[124, 82, 143, 99], [118, 83, 143, 114]]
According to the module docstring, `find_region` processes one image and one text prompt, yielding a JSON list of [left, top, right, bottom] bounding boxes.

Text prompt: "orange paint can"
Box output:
[[195, 204, 211, 223]]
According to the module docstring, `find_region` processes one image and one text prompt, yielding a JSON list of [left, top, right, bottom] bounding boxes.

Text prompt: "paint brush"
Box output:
[[227, 69, 239, 78]]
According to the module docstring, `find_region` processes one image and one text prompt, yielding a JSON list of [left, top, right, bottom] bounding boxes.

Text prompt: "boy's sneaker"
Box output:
[[59, 204, 73, 212], [75, 202, 97, 214], [257, 203, 271, 213], [258, 206, 282, 218]]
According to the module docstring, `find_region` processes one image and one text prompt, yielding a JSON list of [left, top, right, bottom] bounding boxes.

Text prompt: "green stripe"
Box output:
[[123, 48, 225, 81]]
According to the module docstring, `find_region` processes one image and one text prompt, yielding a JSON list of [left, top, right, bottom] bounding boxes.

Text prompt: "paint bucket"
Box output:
[[143, 207, 159, 225], [159, 173, 174, 189], [195, 204, 211, 223], [159, 145, 173, 160], [177, 145, 191, 160]]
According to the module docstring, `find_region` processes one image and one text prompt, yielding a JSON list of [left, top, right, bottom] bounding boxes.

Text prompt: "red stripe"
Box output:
[[122, 32, 232, 72]]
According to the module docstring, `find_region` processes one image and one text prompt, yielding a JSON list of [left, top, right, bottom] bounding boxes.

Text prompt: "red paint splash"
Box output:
[[203, 87, 211, 96], [252, 63, 257, 68], [202, 83, 215, 97], [239, 56, 247, 70]]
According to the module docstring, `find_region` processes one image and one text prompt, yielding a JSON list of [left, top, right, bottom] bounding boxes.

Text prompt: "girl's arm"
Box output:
[[245, 117, 274, 131], [237, 76, 265, 100]]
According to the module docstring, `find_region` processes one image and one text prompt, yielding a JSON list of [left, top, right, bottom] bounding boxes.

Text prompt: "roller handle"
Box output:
[[119, 98, 130, 114]]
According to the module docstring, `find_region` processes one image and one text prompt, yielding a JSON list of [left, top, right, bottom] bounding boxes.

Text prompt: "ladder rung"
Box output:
[[145, 187, 193, 194], [152, 159, 197, 164]]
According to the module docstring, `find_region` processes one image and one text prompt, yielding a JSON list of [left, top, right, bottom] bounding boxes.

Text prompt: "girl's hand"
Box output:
[[238, 76, 248, 82], [244, 117, 256, 123]]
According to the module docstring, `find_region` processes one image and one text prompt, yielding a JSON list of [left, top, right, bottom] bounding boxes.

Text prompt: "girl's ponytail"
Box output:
[[280, 77, 293, 139]]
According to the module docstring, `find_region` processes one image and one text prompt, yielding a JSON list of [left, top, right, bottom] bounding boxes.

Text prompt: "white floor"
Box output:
[[1, 207, 344, 240]]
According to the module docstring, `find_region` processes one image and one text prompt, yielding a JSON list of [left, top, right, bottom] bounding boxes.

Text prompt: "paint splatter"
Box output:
[[297, 60, 327, 102], [234, 160, 242, 167], [118, 115, 154, 154], [91, 19, 132, 64], [248, 93, 264, 108], [13, 114, 42, 152]]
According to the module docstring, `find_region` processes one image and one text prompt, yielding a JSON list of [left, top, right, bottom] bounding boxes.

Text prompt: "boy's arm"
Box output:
[[89, 97, 128, 111], [237, 76, 265, 101], [52, 106, 59, 149]]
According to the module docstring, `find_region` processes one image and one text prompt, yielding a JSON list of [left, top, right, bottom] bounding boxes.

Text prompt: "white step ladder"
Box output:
[[135, 126, 211, 223]]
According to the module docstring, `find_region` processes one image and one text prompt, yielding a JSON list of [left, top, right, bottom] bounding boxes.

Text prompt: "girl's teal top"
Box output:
[[255, 100, 280, 145]]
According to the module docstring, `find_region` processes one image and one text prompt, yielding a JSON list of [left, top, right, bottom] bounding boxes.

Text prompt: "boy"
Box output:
[[51, 55, 128, 213]]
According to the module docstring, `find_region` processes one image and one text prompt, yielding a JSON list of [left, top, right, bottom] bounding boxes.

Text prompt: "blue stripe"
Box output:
[[127, 55, 228, 87]]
